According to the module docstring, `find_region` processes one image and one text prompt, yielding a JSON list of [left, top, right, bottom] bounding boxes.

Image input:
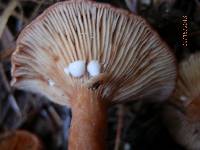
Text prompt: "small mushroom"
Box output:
[[0, 130, 42, 150], [11, 1, 176, 150], [163, 52, 200, 150]]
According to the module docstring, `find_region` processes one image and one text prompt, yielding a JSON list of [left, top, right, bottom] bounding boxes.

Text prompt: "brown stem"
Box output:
[[68, 87, 107, 150]]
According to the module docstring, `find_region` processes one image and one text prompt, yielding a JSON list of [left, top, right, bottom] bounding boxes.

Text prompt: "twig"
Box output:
[[0, 0, 18, 38], [8, 94, 21, 116], [47, 105, 63, 128], [114, 104, 124, 150], [0, 3, 29, 24], [0, 64, 21, 124], [0, 63, 11, 92], [124, 0, 137, 13]]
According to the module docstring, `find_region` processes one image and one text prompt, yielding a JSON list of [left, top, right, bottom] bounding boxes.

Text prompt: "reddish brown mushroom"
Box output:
[[163, 52, 200, 150], [11, 0, 176, 149], [0, 130, 42, 150]]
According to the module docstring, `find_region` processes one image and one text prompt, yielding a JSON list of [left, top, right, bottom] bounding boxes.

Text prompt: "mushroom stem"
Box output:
[[69, 87, 107, 150]]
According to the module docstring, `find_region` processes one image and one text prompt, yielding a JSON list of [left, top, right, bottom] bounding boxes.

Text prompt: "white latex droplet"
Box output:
[[87, 60, 101, 76], [68, 60, 85, 77], [48, 79, 55, 86]]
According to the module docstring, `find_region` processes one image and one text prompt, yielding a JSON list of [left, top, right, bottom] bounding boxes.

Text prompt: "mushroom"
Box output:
[[11, 0, 176, 149], [163, 52, 200, 150], [0, 130, 42, 150]]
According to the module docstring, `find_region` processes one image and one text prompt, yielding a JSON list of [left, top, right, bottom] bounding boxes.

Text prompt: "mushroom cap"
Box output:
[[0, 130, 42, 150], [163, 104, 200, 150], [11, 0, 176, 106], [173, 52, 200, 106], [163, 52, 200, 150]]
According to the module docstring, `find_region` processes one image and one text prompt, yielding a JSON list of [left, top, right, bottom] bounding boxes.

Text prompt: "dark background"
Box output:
[[0, 0, 200, 149]]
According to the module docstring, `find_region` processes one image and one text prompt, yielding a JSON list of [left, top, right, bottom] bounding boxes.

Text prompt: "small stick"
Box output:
[[0, 63, 11, 92], [0, 3, 29, 24], [0, 64, 21, 117], [47, 105, 63, 128], [114, 104, 124, 150], [0, 0, 18, 37]]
